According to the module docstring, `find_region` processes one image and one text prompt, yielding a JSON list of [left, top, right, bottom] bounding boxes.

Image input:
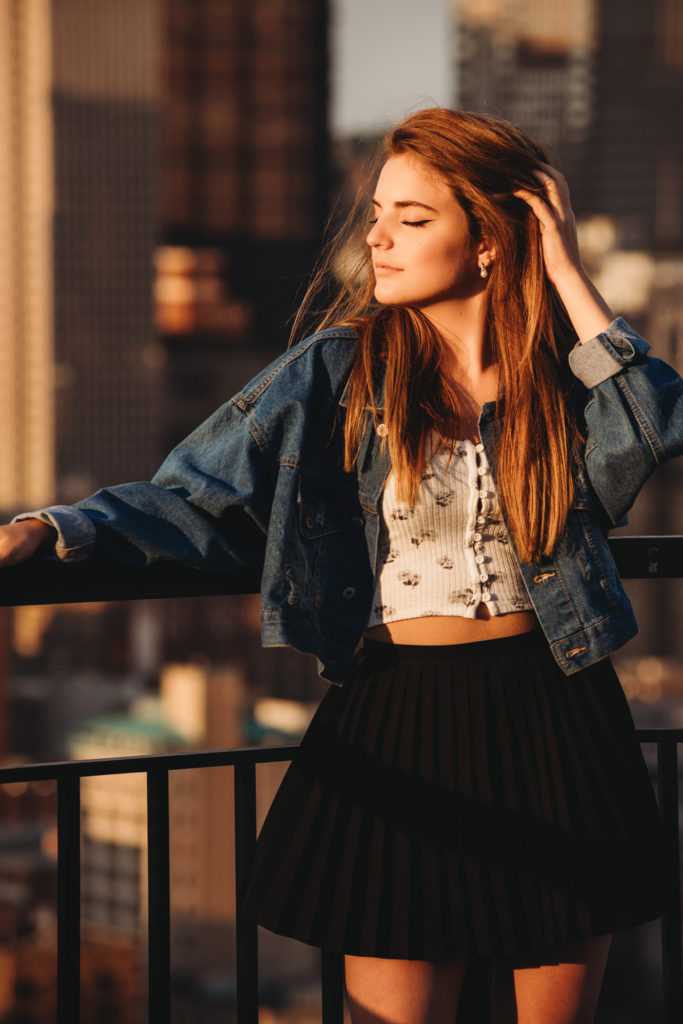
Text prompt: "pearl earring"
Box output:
[[479, 261, 489, 278]]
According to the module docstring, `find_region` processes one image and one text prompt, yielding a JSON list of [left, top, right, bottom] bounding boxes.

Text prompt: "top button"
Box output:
[[475, 443, 485, 453], [342, 586, 356, 599]]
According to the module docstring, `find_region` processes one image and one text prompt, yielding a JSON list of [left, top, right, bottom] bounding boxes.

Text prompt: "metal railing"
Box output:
[[0, 745, 305, 1024], [0, 733, 679, 1023], [0, 534, 680, 1023]]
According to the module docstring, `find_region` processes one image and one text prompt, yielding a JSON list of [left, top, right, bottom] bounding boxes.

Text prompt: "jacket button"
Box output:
[[352, 515, 365, 527], [565, 645, 587, 659], [533, 571, 556, 583], [342, 586, 356, 599], [304, 513, 314, 530]]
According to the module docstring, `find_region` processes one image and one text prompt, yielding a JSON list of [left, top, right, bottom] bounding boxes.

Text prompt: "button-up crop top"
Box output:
[[367, 437, 534, 626]]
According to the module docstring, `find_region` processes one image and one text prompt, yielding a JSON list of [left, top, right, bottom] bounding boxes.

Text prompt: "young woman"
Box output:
[[1, 109, 682, 1023]]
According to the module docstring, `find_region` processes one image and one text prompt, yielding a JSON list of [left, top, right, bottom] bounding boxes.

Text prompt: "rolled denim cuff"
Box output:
[[568, 317, 651, 388], [12, 506, 96, 562]]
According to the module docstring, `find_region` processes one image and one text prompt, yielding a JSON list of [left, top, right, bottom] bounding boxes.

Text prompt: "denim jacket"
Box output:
[[18, 318, 683, 685]]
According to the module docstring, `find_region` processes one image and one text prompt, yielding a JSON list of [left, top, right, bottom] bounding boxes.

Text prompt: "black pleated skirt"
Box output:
[[242, 630, 667, 960]]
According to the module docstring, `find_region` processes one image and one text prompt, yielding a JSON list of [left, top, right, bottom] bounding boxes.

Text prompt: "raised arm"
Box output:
[[516, 165, 683, 525], [514, 162, 614, 341]]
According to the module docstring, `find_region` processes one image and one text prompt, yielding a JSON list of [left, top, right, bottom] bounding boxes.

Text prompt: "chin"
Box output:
[[374, 285, 420, 307]]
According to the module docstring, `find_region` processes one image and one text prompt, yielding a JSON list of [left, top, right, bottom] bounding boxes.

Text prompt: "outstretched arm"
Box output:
[[0, 396, 274, 571]]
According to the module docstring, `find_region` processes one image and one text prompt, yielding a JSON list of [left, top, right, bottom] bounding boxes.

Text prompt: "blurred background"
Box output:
[[0, 0, 681, 1020]]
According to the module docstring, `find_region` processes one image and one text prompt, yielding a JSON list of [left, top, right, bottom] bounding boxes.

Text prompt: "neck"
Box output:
[[419, 292, 494, 381]]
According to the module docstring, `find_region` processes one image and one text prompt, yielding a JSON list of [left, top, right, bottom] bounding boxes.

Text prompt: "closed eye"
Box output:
[[401, 220, 431, 227]]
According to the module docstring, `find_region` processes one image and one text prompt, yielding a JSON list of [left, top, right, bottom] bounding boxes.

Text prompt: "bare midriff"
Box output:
[[364, 607, 539, 645]]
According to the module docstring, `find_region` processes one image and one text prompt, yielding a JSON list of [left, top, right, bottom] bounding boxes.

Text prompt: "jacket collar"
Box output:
[[338, 367, 386, 412]]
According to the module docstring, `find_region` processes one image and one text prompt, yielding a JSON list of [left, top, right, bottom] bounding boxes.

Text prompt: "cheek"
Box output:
[[426, 239, 472, 283]]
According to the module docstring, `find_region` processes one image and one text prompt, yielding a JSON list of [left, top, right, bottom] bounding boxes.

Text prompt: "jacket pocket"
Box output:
[[569, 507, 626, 610], [291, 476, 355, 616], [296, 476, 351, 538]]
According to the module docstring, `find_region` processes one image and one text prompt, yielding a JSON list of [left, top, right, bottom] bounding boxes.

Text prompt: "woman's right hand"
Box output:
[[0, 520, 57, 567]]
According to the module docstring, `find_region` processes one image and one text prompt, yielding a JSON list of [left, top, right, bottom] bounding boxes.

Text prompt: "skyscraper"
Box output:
[[0, 0, 55, 510], [0, 0, 163, 511], [454, 0, 683, 248], [158, 0, 330, 446], [572, 0, 683, 248], [454, 0, 595, 178]]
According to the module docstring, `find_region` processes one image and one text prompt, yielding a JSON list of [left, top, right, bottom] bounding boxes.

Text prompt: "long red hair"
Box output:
[[291, 108, 580, 564]]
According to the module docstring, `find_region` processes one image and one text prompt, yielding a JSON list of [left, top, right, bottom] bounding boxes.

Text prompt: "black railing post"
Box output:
[[57, 775, 80, 1024], [657, 736, 683, 1023], [147, 769, 171, 1024], [234, 760, 259, 1024], [321, 949, 345, 1023]]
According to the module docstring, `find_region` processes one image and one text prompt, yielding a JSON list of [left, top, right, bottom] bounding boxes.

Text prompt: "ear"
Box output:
[[476, 238, 496, 264]]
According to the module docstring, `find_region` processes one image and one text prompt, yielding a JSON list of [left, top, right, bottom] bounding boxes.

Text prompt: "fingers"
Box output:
[[0, 521, 55, 567], [515, 163, 573, 224], [532, 165, 571, 214], [513, 186, 556, 230], [514, 163, 582, 282]]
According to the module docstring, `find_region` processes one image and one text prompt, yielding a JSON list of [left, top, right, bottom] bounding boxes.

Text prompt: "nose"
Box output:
[[366, 217, 392, 249]]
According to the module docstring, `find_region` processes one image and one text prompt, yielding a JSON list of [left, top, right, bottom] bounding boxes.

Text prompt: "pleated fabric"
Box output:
[[241, 630, 667, 959]]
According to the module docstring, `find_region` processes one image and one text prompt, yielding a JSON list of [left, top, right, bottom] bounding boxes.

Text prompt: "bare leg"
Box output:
[[344, 954, 468, 1024], [492, 935, 612, 1024]]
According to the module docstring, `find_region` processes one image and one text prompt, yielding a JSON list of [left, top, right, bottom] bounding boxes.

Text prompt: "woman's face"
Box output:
[[367, 153, 485, 311]]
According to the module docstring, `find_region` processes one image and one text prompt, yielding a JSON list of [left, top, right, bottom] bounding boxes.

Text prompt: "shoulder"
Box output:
[[232, 325, 359, 413]]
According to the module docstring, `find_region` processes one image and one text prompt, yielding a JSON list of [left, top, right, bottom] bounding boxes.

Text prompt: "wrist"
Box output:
[[22, 519, 57, 551], [549, 261, 588, 293], [551, 267, 614, 343]]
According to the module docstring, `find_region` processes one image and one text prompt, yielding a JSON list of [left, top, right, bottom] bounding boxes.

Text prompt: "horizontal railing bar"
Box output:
[[0, 536, 679, 610], [0, 744, 300, 783], [0, 733, 678, 785], [635, 730, 683, 744], [609, 536, 683, 580], [0, 557, 260, 607]]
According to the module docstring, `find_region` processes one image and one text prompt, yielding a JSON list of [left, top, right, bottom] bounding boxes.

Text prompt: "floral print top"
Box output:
[[367, 437, 534, 626]]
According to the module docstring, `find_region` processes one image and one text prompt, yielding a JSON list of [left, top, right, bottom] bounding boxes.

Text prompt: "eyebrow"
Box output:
[[371, 198, 439, 214]]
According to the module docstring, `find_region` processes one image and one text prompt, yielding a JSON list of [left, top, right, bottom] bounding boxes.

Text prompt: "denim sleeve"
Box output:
[[569, 318, 683, 525], [13, 399, 274, 570]]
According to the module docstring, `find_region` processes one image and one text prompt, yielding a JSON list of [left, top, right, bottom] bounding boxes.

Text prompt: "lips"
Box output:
[[373, 262, 402, 273]]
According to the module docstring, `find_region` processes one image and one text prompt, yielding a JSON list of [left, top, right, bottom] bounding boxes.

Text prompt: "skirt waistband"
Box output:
[[361, 627, 546, 665]]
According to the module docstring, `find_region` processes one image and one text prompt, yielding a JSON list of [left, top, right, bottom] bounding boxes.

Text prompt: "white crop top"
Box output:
[[367, 437, 534, 626]]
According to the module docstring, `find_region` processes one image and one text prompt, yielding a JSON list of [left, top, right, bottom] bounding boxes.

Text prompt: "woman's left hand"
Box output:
[[514, 163, 582, 287]]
